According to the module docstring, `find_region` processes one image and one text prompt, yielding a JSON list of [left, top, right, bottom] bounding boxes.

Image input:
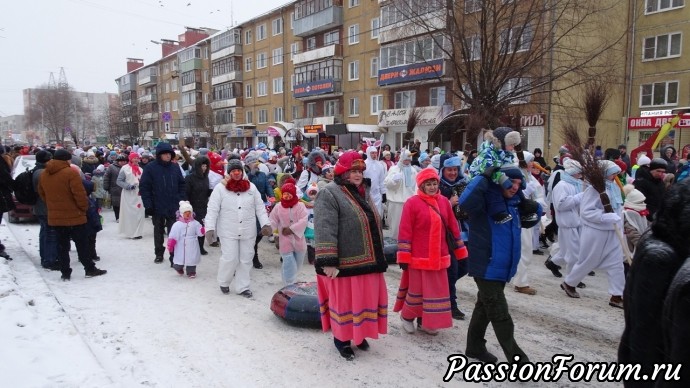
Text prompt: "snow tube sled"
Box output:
[[270, 282, 321, 328], [383, 237, 398, 264]]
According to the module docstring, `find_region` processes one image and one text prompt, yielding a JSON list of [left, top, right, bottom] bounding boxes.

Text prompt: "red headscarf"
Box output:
[[280, 183, 299, 208], [129, 152, 142, 177], [207, 152, 224, 176]]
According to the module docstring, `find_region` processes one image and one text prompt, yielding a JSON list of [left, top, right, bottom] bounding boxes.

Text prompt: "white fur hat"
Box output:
[[637, 155, 651, 166], [179, 201, 193, 215], [563, 159, 582, 176], [623, 185, 646, 211]]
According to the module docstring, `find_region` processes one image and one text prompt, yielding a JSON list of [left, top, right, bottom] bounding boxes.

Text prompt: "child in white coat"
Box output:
[[168, 201, 205, 278]]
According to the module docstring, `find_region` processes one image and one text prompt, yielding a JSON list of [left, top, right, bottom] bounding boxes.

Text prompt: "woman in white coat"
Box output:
[[116, 152, 145, 239], [363, 146, 387, 218], [383, 149, 417, 239], [205, 159, 272, 298]]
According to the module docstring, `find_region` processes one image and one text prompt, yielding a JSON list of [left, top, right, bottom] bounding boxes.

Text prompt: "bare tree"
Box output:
[[25, 83, 81, 143], [382, 0, 628, 140]]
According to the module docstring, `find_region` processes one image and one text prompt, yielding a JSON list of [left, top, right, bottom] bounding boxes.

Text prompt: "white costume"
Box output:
[[383, 150, 418, 240], [205, 178, 270, 294], [363, 146, 387, 218], [116, 164, 145, 238], [169, 218, 204, 267], [550, 161, 584, 275]]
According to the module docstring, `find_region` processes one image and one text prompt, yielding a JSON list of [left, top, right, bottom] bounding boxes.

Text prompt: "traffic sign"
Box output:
[[162, 112, 172, 122]]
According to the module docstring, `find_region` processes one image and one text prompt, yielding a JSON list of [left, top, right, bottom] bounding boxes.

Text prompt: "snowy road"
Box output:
[[1, 210, 624, 387]]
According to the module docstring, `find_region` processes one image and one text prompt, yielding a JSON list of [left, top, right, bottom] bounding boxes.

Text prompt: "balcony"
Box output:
[[211, 97, 243, 110], [378, 11, 445, 44], [182, 104, 201, 114], [140, 112, 158, 121], [293, 44, 342, 65], [181, 82, 202, 93], [138, 94, 158, 103], [293, 78, 342, 100], [122, 99, 133, 106], [138, 75, 157, 86], [211, 45, 242, 60], [211, 71, 242, 85], [293, 6, 343, 37]]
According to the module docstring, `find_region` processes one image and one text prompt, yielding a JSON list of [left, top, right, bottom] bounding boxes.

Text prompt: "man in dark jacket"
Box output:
[[633, 158, 667, 221], [185, 156, 211, 255], [0, 146, 15, 260], [244, 152, 274, 269], [38, 149, 107, 280], [32, 150, 59, 269], [459, 165, 528, 364], [139, 142, 186, 264]]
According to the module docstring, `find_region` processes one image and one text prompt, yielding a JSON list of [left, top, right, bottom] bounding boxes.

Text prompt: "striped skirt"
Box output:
[[394, 268, 452, 330]]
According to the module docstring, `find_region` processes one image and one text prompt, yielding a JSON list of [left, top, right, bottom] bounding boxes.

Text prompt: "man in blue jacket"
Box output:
[[140, 143, 186, 264], [459, 165, 529, 365]]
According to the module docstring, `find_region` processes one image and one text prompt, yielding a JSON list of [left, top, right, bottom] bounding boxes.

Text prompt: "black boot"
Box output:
[[169, 254, 174, 268], [544, 257, 562, 278], [253, 254, 263, 269], [198, 236, 208, 255]]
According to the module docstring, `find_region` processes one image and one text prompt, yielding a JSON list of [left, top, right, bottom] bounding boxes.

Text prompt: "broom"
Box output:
[[563, 126, 632, 265]]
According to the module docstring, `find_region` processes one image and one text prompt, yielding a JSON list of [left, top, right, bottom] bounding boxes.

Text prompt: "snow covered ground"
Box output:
[[1, 209, 625, 387]]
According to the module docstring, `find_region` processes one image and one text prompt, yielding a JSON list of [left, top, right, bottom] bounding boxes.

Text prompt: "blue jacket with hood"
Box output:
[[139, 143, 186, 217]]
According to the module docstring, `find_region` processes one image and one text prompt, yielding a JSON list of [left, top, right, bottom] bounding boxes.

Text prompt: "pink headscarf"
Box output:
[[129, 153, 142, 177]]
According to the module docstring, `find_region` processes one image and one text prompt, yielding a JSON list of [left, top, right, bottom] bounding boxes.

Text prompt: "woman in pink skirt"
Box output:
[[313, 151, 388, 361], [395, 168, 468, 335]]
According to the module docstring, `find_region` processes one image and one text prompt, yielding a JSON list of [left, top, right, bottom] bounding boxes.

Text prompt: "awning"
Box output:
[[326, 124, 348, 135], [428, 109, 467, 141], [346, 124, 382, 133], [267, 126, 284, 137], [296, 127, 319, 138]]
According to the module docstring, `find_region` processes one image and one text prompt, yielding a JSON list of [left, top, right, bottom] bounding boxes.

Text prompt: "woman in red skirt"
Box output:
[[313, 151, 388, 361], [395, 168, 468, 335]]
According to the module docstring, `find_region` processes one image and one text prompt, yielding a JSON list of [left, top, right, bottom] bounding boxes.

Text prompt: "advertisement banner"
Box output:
[[293, 79, 335, 98], [627, 115, 690, 130], [378, 59, 444, 86]]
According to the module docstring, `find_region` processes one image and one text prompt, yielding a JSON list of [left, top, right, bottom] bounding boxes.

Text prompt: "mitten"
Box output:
[[205, 229, 217, 243], [399, 263, 409, 271], [261, 225, 273, 236]]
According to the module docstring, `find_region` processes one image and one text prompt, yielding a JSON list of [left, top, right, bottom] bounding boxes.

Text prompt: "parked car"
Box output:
[[8, 154, 37, 223]]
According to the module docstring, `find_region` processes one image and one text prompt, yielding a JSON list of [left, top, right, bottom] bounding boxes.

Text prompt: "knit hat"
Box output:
[[430, 154, 442, 169], [501, 165, 524, 181], [491, 127, 521, 149], [649, 158, 668, 171], [521, 151, 535, 164], [614, 159, 627, 173], [382, 150, 391, 157], [86, 151, 95, 157], [140, 151, 152, 159], [179, 200, 193, 215], [637, 155, 651, 166], [418, 152, 429, 163], [416, 167, 440, 187], [227, 159, 244, 173], [334, 151, 365, 175], [433, 147, 441, 154], [36, 150, 53, 164], [600, 160, 621, 177], [623, 185, 647, 211], [322, 163, 334, 173], [244, 151, 260, 166], [198, 148, 209, 156], [443, 156, 462, 169], [257, 142, 267, 150], [563, 159, 582, 176], [292, 146, 302, 157], [54, 149, 72, 161], [399, 148, 413, 161], [128, 152, 140, 162]]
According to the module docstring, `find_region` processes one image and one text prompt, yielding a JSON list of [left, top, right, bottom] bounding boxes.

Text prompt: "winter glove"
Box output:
[[481, 166, 497, 180], [126, 184, 137, 190], [399, 263, 409, 271], [392, 173, 403, 182], [145, 208, 154, 217], [205, 229, 217, 243], [382, 194, 387, 203], [261, 225, 273, 236], [281, 227, 293, 236], [573, 192, 585, 204], [600, 213, 621, 224]]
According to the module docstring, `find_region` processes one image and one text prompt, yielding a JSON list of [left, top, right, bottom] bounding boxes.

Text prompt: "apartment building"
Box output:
[[624, 0, 690, 159], [0, 115, 25, 145]]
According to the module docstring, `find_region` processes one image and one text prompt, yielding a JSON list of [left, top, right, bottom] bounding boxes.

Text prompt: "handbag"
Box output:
[[425, 202, 459, 252]]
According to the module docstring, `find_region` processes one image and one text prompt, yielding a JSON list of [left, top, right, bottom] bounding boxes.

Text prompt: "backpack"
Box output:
[[13, 167, 39, 205]]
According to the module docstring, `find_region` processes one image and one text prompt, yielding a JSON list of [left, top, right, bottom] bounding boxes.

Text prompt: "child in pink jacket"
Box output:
[[269, 182, 309, 285]]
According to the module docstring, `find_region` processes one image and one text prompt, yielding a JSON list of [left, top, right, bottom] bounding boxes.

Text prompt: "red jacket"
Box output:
[[397, 193, 468, 270]]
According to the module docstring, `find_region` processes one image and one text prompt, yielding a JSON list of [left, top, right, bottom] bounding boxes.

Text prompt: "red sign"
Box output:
[[627, 115, 690, 130], [319, 135, 335, 152], [304, 124, 323, 134]]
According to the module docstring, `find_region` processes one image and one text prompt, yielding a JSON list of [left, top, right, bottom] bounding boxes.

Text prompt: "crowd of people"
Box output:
[[1, 134, 688, 383]]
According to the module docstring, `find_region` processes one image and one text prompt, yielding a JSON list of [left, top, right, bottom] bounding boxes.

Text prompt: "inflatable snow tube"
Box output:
[[270, 282, 321, 328], [383, 237, 398, 264]]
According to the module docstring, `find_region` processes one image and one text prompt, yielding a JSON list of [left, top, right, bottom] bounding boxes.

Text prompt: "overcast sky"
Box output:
[[0, 0, 284, 116]]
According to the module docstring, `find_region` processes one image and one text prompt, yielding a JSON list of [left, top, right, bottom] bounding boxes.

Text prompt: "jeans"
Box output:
[[55, 224, 95, 276], [466, 278, 529, 363], [281, 251, 306, 285], [37, 215, 59, 268], [152, 214, 176, 256]]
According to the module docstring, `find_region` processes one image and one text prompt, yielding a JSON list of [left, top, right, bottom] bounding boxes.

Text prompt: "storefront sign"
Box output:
[[627, 115, 690, 130], [304, 124, 323, 134], [319, 135, 336, 152], [640, 109, 672, 116], [293, 79, 335, 98], [378, 106, 446, 127], [378, 59, 444, 86]]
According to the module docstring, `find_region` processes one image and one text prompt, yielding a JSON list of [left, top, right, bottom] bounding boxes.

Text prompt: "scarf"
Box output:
[[281, 193, 299, 208], [129, 161, 142, 177], [605, 179, 623, 213], [559, 171, 583, 192], [226, 177, 250, 192], [401, 164, 414, 188]]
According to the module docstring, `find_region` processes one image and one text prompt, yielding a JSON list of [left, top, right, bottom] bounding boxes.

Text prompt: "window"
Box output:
[[394, 90, 416, 108], [294, 59, 343, 84], [203, 47, 208, 59], [499, 78, 531, 104], [272, 18, 283, 35], [290, 12, 294, 30], [292, 105, 301, 120], [257, 81, 268, 97], [165, 82, 170, 93], [349, 0, 360, 7], [466, 34, 481, 61], [165, 101, 171, 112], [246, 110, 253, 123], [643, 33, 682, 60], [324, 30, 340, 45], [215, 108, 235, 125], [325, 100, 339, 116], [306, 102, 316, 117], [465, 0, 481, 13], [179, 48, 201, 63], [349, 97, 359, 116], [371, 18, 380, 39], [204, 93, 210, 104], [645, 0, 684, 13], [306, 37, 317, 50], [258, 109, 268, 123], [245, 29, 252, 45], [257, 53, 267, 69], [245, 57, 252, 72], [257, 24, 267, 41], [273, 48, 284, 65], [371, 95, 383, 115], [245, 83, 253, 98], [181, 70, 196, 86], [290, 42, 300, 60], [213, 58, 242, 76], [273, 77, 284, 94], [380, 0, 444, 27], [212, 82, 242, 101], [274, 107, 284, 121], [211, 29, 242, 52], [348, 24, 359, 45], [430, 87, 446, 106], [203, 70, 209, 83], [348, 61, 359, 80], [172, 100, 178, 111], [380, 35, 447, 69], [182, 91, 196, 106], [291, 74, 295, 91], [370, 57, 379, 78], [640, 81, 679, 106], [171, 80, 178, 92], [500, 26, 534, 54]]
